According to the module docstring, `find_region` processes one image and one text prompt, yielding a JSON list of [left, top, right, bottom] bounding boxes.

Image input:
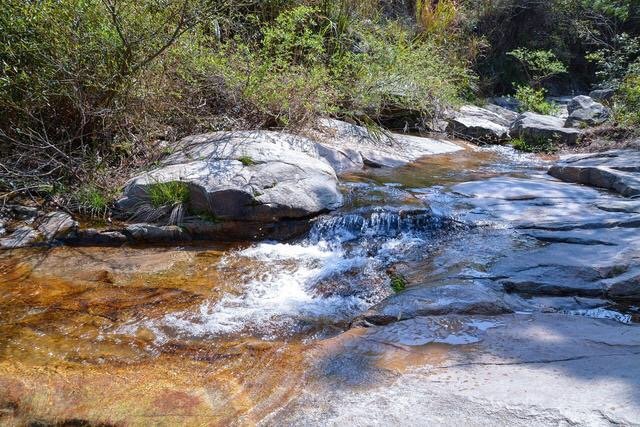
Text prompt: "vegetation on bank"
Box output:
[[1, 0, 638, 216]]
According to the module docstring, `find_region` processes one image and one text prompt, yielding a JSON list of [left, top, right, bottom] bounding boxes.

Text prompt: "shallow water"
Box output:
[[0, 143, 634, 425]]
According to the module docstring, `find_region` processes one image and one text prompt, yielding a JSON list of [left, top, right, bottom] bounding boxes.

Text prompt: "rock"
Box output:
[[483, 104, 519, 124], [487, 96, 520, 111], [492, 241, 640, 300], [63, 229, 129, 246], [125, 224, 192, 243], [180, 217, 311, 241], [596, 200, 640, 213], [603, 268, 640, 301], [565, 95, 611, 127], [313, 119, 462, 172], [296, 313, 640, 425], [36, 211, 78, 241], [510, 112, 581, 145], [7, 205, 40, 219], [0, 226, 42, 249], [548, 150, 640, 197], [118, 131, 344, 234], [452, 176, 600, 201], [589, 88, 615, 102], [446, 105, 510, 144], [360, 283, 513, 325]]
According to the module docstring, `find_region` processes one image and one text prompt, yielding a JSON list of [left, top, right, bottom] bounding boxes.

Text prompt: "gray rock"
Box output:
[[446, 105, 511, 144], [0, 226, 42, 249], [118, 131, 344, 228], [589, 88, 615, 102], [360, 283, 513, 325], [63, 229, 129, 246], [492, 241, 640, 300], [510, 112, 581, 145], [488, 96, 520, 111], [36, 211, 78, 241], [125, 223, 192, 243], [565, 95, 611, 127], [313, 119, 462, 172], [548, 150, 640, 197], [602, 268, 640, 301], [596, 200, 640, 213], [290, 313, 640, 425], [483, 103, 519, 124]]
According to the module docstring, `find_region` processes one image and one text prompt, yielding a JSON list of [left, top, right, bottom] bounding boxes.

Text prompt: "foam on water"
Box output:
[[124, 208, 454, 340]]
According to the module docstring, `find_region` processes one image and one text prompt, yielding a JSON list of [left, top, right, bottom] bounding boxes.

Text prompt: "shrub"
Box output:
[[514, 85, 558, 115], [614, 73, 640, 125], [510, 136, 557, 154], [507, 48, 567, 88]]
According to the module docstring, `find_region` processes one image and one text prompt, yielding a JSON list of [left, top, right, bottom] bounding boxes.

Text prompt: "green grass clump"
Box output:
[[238, 156, 256, 166], [390, 274, 407, 293], [148, 181, 190, 208]]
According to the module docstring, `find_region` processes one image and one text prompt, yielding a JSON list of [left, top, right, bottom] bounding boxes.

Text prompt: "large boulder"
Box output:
[[312, 119, 462, 172], [548, 150, 640, 197], [510, 112, 581, 146], [118, 131, 343, 228], [565, 95, 611, 127], [446, 105, 511, 144]]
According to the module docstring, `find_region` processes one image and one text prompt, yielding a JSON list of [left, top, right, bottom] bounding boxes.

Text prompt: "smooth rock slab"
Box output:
[[313, 119, 462, 172], [284, 313, 640, 426], [360, 283, 512, 325], [446, 105, 510, 144], [549, 150, 640, 197], [118, 131, 344, 227]]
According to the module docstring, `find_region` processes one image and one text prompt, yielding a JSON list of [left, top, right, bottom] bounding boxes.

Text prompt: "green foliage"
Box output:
[[511, 136, 558, 154], [390, 273, 407, 293], [507, 48, 568, 87], [614, 73, 640, 125], [148, 181, 190, 208], [586, 33, 640, 88], [238, 156, 256, 166], [514, 85, 558, 115]]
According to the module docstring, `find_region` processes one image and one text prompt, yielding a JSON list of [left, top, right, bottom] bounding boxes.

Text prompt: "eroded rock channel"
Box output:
[[1, 142, 639, 425]]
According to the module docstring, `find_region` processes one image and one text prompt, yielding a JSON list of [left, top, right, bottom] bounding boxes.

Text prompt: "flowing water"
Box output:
[[0, 144, 635, 425]]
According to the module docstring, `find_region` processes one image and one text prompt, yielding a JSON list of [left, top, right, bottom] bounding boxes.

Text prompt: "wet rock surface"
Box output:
[[549, 149, 640, 197]]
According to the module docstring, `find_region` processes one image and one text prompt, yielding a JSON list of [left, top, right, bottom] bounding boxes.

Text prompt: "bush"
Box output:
[[614, 73, 640, 125], [514, 85, 558, 115], [510, 136, 557, 154]]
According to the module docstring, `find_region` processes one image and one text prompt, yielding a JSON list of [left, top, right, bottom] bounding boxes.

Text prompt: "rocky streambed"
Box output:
[[1, 135, 639, 424]]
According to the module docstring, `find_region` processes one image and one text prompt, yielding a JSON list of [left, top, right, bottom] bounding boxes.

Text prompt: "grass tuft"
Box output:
[[148, 181, 190, 208]]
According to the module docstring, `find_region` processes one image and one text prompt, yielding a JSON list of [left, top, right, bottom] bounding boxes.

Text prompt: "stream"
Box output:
[[1, 144, 639, 425]]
